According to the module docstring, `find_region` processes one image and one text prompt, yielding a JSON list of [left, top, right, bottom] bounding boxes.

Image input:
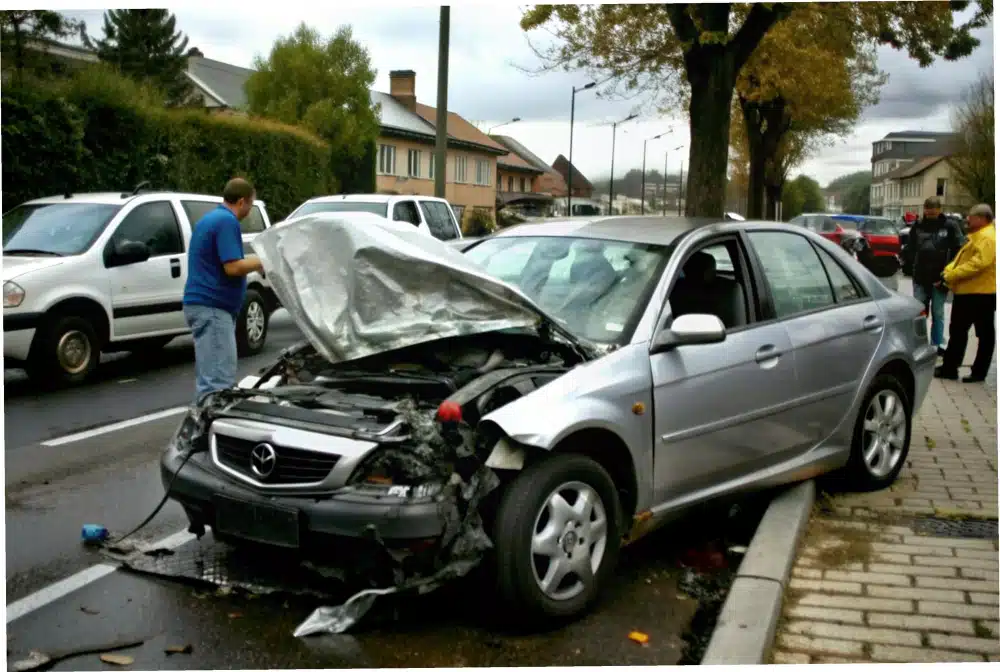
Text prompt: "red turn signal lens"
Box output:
[[436, 401, 462, 423]]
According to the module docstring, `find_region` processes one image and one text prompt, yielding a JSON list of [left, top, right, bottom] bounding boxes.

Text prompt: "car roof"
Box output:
[[304, 194, 450, 205], [21, 192, 266, 207], [486, 215, 731, 246]]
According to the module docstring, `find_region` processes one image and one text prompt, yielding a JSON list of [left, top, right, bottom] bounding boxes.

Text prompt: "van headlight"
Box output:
[[3, 281, 24, 308]]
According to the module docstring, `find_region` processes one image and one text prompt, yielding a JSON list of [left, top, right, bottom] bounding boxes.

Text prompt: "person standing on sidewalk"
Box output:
[[910, 196, 965, 356], [183, 177, 264, 403], [936, 203, 996, 383]]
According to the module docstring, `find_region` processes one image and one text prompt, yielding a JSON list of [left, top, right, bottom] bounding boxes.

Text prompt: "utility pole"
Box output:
[[678, 160, 685, 216], [661, 150, 668, 216], [567, 81, 596, 217], [641, 129, 670, 214], [434, 6, 450, 199], [608, 112, 637, 214]]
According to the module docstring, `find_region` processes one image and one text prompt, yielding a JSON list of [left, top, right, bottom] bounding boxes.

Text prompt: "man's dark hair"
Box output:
[[223, 177, 255, 204], [924, 196, 941, 209]]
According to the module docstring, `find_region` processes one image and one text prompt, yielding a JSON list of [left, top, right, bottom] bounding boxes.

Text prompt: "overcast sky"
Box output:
[[62, 1, 994, 188]]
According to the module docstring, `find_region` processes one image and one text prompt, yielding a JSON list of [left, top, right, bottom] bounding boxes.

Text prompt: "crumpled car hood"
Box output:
[[251, 212, 578, 364]]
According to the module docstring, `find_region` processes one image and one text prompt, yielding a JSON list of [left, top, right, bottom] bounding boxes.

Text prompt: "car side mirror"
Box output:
[[107, 240, 151, 267], [651, 313, 726, 354]]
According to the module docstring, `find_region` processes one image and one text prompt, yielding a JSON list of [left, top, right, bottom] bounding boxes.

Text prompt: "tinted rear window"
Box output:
[[291, 201, 389, 218]]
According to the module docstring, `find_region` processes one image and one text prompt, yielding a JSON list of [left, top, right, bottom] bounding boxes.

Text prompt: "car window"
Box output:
[[669, 239, 751, 330], [820, 217, 840, 232], [862, 218, 898, 235], [464, 235, 667, 344], [180, 200, 214, 227], [747, 231, 835, 319], [419, 201, 459, 241], [392, 201, 421, 226], [3, 203, 121, 256], [290, 201, 389, 218], [241, 205, 267, 234], [110, 201, 184, 257], [815, 246, 864, 303]]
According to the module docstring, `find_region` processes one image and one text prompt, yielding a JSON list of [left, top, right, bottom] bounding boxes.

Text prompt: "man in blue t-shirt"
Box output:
[[183, 177, 264, 403]]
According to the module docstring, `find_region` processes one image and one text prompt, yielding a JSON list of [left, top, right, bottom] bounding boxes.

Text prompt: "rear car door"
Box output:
[[419, 200, 462, 241], [650, 234, 801, 503], [104, 200, 187, 337], [744, 230, 883, 442]]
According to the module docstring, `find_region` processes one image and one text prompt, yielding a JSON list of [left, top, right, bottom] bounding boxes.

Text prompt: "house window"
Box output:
[[937, 178, 946, 197], [508, 176, 514, 192], [519, 177, 527, 192], [455, 156, 468, 183], [407, 149, 421, 178], [429, 154, 435, 180], [378, 144, 396, 175], [475, 159, 491, 186]]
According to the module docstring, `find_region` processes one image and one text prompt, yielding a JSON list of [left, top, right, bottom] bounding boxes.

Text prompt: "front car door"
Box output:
[[743, 230, 883, 444], [650, 233, 802, 506], [104, 200, 187, 337]]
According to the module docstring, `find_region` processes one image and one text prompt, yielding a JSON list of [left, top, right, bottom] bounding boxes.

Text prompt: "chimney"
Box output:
[[389, 70, 417, 112]]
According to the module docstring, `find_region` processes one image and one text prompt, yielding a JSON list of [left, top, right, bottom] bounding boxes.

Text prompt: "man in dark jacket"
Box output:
[[910, 196, 965, 355]]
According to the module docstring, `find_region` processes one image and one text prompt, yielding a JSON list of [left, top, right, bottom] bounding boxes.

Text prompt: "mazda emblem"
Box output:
[[250, 442, 277, 479]]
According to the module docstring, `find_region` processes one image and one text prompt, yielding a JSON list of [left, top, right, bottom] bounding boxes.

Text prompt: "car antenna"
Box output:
[[123, 181, 152, 198]]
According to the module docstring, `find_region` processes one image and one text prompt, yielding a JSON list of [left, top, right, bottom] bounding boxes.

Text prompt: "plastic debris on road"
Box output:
[[99, 654, 134, 666], [81, 524, 109, 544], [628, 631, 650, 645]]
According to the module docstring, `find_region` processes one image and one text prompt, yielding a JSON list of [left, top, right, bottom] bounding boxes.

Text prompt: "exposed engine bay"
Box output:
[[135, 329, 591, 636]]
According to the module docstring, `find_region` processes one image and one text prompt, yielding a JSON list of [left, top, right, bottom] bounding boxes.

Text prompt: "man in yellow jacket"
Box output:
[[936, 204, 997, 383]]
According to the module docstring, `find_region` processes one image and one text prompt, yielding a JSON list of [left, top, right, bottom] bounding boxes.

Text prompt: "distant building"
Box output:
[[869, 131, 962, 218], [490, 134, 554, 216], [550, 154, 594, 199]]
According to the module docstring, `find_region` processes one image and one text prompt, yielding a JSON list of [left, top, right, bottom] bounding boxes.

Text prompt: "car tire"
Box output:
[[844, 373, 912, 491], [28, 314, 100, 387], [493, 453, 622, 626], [235, 289, 268, 357]]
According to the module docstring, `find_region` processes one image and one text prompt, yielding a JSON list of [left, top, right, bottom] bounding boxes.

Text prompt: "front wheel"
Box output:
[[27, 315, 100, 387], [235, 289, 268, 357], [843, 374, 912, 491], [493, 453, 622, 626]]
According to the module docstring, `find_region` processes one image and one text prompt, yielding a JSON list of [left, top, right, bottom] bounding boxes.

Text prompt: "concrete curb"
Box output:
[[700, 479, 816, 665]]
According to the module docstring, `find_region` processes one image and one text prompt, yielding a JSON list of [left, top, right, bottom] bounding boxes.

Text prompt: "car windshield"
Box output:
[[862, 218, 899, 235], [290, 201, 389, 218], [3, 203, 122, 256], [464, 235, 668, 345], [833, 217, 859, 230]]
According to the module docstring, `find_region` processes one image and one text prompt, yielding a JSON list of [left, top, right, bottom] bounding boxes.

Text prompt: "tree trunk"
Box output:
[[685, 46, 738, 218], [765, 183, 783, 220], [740, 98, 766, 219]]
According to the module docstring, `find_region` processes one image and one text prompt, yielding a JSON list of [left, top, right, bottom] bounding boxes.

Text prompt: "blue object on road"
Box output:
[[81, 524, 109, 544]]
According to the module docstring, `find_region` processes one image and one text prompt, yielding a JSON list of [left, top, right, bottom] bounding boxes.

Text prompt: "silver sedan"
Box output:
[[162, 214, 936, 628]]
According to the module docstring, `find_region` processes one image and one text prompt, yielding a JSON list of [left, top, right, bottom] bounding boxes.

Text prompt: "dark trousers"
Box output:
[[942, 293, 997, 378]]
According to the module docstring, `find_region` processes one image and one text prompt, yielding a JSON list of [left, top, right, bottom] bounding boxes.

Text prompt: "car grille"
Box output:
[[214, 434, 340, 485]]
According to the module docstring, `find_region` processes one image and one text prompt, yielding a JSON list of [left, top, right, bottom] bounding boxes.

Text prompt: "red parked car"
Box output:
[[790, 213, 901, 278]]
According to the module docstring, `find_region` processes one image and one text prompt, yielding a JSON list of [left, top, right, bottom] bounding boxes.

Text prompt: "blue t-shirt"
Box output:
[[183, 204, 246, 316]]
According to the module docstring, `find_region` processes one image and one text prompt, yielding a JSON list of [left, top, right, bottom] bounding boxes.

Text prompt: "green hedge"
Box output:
[[2, 66, 337, 221]]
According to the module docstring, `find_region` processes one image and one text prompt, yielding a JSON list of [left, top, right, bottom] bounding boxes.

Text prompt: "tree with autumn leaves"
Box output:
[[521, 2, 992, 218]]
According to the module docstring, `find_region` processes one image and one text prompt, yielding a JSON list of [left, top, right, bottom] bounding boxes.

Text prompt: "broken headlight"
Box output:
[[169, 409, 209, 455]]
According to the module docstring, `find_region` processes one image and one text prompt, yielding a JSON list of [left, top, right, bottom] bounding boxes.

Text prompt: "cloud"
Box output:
[[60, 4, 993, 192]]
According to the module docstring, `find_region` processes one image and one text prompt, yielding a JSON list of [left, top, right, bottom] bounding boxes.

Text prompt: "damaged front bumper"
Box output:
[[160, 445, 449, 548]]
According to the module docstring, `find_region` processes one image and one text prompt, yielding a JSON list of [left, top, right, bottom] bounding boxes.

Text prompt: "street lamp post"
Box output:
[[641, 129, 671, 214], [568, 82, 596, 217], [608, 112, 637, 214], [669, 144, 684, 215], [487, 117, 521, 134]]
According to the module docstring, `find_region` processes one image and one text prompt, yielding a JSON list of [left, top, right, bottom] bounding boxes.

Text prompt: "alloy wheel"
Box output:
[[862, 389, 907, 478], [246, 300, 265, 344]]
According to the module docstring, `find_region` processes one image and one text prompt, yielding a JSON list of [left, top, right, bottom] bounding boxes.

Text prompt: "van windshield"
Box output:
[[3, 203, 122, 256], [290, 201, 389, 219]]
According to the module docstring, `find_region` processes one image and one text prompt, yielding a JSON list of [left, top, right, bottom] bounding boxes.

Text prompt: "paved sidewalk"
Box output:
[[770, 376, 999, 664]]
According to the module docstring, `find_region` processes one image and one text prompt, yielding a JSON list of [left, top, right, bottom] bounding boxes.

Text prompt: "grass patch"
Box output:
[[932, 508, 999, 521], [974, 622, 993, 638]]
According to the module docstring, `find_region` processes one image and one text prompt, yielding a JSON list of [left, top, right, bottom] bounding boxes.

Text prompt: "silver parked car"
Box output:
[[161, 213, 936, 627]]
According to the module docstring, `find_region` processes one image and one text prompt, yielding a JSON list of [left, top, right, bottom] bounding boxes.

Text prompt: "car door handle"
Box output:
[[170, 258, 181, 279], [754, 344, 782, 363], [863, 315, 884, 331]]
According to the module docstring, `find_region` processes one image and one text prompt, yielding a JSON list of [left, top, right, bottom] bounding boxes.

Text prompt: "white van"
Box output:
[[3, 189, 277, 386], [287, 194, 463, 241]]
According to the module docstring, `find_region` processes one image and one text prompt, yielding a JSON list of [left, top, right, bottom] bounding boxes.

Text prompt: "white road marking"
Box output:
[[117, 378, 139, 384], [6, 528, 197, 623], [41, 407, 188, 447]]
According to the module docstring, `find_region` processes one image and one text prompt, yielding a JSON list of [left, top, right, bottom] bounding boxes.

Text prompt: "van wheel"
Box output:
[[493, 453, 622, 627], [844, 374, 912, 491], [236, 289, 268, 357], [28, 315, 100, 386]]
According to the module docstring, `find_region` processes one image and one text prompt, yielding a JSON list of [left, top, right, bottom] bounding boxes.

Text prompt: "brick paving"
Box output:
[[770, 342, 999, 663]]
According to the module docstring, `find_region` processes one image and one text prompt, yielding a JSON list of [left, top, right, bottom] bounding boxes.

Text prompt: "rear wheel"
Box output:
[[235, 289, 268, 357], [844, 374, 911, 491], [493, 453, 621, 626], [27, 315, 100, 386]]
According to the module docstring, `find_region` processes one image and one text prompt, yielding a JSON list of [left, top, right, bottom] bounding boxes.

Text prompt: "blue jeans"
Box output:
[[914, 284, 948, 347], [184, 304, 237, 404]]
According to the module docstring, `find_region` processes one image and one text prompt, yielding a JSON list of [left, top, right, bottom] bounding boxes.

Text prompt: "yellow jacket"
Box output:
[[942, 223, 996, 295]]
